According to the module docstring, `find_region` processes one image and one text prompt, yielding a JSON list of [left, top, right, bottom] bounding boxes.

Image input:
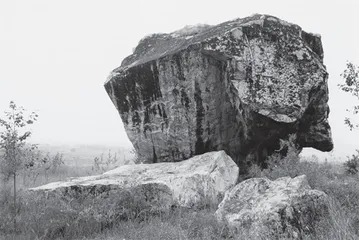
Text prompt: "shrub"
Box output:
[[343, 150, 359, 175]]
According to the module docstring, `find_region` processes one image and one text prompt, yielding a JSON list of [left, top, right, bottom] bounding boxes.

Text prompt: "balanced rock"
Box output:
[[31, 151, 238, 209], [104, 14, 333, 169], [215, 175, 330, 239]]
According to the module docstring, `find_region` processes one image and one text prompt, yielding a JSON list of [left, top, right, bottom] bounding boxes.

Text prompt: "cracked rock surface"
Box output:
[[105, 14, 333, 170]]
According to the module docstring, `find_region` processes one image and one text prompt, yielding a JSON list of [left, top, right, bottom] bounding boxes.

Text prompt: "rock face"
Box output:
[[215, 175, 330, 239], [31, 151, 239, 209], [104, 14, 333, 170]]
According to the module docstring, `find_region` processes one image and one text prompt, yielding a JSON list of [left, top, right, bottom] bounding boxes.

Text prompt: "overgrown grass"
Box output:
[[0, 186, 233, 240], [1, 147, 359, 240], [83, 208, 232, 240]]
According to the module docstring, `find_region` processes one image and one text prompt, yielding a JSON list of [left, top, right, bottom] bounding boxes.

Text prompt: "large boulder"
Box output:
[[104, 14, 333, 170], [31, 151, 238, 210], [216, 175, 330, 239]]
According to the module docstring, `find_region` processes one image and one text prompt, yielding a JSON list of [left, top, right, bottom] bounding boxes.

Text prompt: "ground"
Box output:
[[0, 145, 358, 240]]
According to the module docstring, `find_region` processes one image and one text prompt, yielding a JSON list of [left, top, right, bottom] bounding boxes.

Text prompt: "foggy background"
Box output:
[[1, 0, 358, 161]]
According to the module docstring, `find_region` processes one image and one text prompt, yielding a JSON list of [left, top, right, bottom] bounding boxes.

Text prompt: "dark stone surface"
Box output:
[[104, 14, 333, 171]]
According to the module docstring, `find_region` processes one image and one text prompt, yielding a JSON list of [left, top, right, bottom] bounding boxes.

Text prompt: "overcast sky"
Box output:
[[0, 0, 358, 161]]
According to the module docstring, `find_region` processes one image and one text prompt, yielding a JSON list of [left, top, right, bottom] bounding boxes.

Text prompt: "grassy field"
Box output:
[[0, 146, 358, 240]]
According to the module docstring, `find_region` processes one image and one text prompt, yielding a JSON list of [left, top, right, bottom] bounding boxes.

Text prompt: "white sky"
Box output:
[[0, 0, 358, 161]]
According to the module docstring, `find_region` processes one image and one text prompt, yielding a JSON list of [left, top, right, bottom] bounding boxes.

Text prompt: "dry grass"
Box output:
[[82, 209, 232, 240], [0, 187, 233, 240], [0, 150, 359, 240]]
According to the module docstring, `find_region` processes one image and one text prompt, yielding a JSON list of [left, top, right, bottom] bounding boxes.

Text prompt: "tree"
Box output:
[[338, 61, 359, 130], [0, 101, 38, 234]]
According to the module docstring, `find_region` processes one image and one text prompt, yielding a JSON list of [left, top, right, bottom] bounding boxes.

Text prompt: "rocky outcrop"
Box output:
[[104, 14, 333, 170], [215, 175, 330, 239], [31, 151, 239, 209]]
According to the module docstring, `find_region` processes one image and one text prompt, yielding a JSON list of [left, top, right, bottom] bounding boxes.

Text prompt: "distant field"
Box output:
[[37, 143, 135, 167]]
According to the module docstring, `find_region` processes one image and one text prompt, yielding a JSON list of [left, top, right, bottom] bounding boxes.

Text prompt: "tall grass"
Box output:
[[0, 146, 358, 239], [0, 186, 233, 240]]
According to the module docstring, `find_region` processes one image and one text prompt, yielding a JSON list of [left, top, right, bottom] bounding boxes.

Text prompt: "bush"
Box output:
[[344, 150, 359, 175]]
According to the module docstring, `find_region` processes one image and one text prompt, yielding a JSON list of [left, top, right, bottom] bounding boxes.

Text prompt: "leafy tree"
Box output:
[[338, 62, 359, 176], [0, 101, 38, 233], [338, 61, 359, 130]]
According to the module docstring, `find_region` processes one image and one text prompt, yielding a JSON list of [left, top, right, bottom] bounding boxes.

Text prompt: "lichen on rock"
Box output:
[[104, 14, 333, 170]]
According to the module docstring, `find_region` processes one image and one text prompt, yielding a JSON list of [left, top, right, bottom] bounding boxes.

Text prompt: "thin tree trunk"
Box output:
[[13, 172, 16, 235]]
